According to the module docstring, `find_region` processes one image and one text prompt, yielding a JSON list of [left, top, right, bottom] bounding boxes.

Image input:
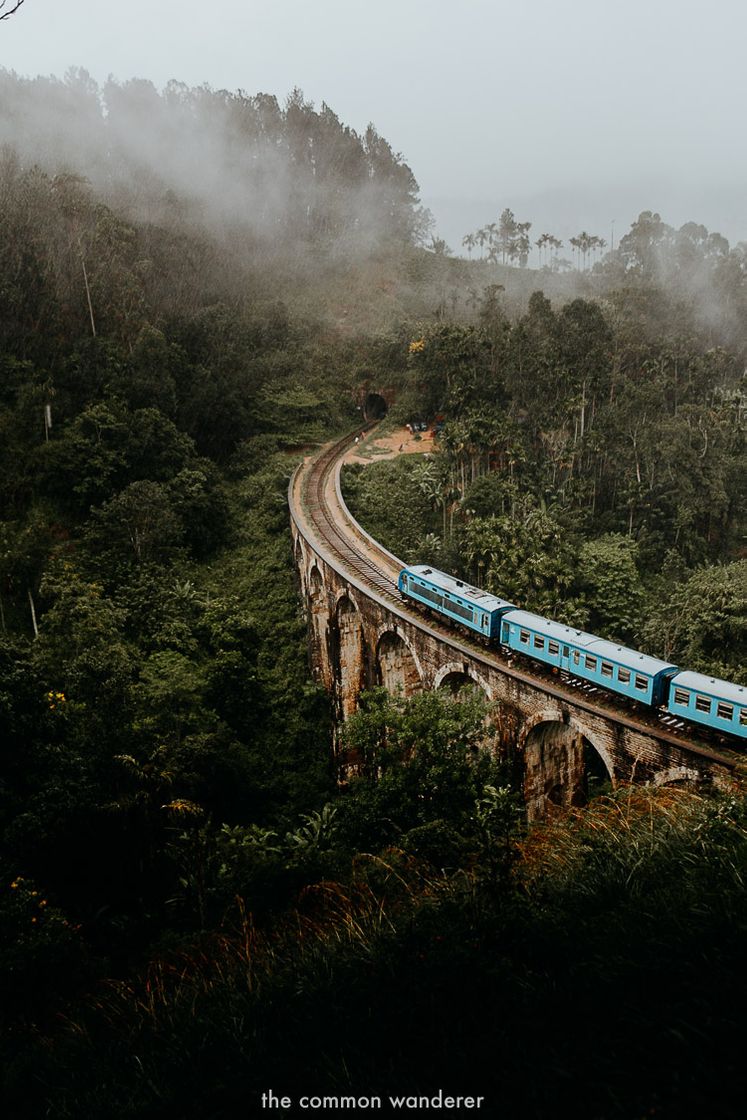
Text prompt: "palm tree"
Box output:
[[485, 222, 499, 262], [462, 232, 477, 259], [515, 221, 532, 267], [536, 233, 551, 268], [549, 235, 563, 269], [590, 235, 607, 265]]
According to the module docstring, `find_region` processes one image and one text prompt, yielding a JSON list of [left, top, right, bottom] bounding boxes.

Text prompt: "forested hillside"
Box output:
[[1, 69, 746, 1118], [344, 286, 747, 681]]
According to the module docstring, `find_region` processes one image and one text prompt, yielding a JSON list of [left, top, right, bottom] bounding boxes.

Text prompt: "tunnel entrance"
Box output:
[[363, 392, 387, 420]]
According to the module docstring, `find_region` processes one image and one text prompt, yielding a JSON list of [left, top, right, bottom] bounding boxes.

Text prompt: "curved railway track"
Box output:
[[302, 427, 402, 602], [291, 427, 741, 773]]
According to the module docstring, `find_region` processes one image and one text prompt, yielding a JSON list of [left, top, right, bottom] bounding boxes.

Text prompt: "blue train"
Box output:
[[398, 564, 747, 742]]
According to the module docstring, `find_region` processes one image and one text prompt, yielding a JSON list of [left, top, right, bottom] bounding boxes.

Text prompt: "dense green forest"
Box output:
[[1, 70, 746, 1117]]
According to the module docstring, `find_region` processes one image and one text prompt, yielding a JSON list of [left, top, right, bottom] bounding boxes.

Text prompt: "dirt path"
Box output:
[[342, 425, 437, 466]]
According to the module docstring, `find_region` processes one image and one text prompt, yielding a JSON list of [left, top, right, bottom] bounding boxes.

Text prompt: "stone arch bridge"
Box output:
[[289, 429, 739, 818]]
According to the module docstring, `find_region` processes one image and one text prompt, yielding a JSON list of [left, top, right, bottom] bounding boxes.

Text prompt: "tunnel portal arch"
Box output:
[[363, 392, 387, 421]]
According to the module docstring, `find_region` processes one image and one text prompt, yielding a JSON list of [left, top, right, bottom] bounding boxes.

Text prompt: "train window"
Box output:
[[448, 598, 474, 623], [416, 583, 444, 608], [634, 675, 648, 691], [585, 656, 597, 671], [548, 641, 559, 656], [533, 635, 545, 650], [563, 646, 570, 658], [571, 650, 580, 664], [501, 624, 509, 642], [482, 615, 489, 629], [601, 662, 613, 678], [618, 668, 631, 684], [695, 695, 711, 713], [717, 702, 734, 721], [741, 709, 747, 727], [673, 688, 689, 706], [520, 630, 530, 644]]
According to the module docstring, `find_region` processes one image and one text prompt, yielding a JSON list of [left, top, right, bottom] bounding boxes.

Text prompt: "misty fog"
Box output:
[[0, 69, 425, 260]]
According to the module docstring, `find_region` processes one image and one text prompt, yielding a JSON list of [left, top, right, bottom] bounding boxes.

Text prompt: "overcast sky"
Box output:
[[2, 0, 746, 251]]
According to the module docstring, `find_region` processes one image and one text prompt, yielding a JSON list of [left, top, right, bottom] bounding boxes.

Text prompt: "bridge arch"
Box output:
[[520, 712, 614, 820], [653, 765, 707, 787], [308, 563, 326, 612], [295, 534, 306, 566], [307, 564, 331, 687], [294, 536, 306, 593], [331, 592, 367, 719], [434, 661, 493, 700], [375, 628, 423, 697]]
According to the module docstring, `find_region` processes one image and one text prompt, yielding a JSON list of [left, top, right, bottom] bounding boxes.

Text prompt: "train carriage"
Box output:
[[398, 565, 514, 639], [576, 638, 678, 706], [667, 671, 747, 740], [500, 610, 679, 705], [500, 610, 598, 671]]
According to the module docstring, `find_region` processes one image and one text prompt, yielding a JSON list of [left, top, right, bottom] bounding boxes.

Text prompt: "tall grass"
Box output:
[[8, 787, 747, 1119]]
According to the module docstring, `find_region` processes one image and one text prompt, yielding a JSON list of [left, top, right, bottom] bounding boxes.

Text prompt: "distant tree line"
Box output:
[[463, 212, 611, 272], [461, 206, 747, 282]]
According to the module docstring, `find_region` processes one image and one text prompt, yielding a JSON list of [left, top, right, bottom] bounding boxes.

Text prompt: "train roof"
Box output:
[[502, 609, 600, 647], [403, 565, 514, 611], [585, 638, 678, 677], [504, 610, 678, 676], [670, 670, 747, 705]]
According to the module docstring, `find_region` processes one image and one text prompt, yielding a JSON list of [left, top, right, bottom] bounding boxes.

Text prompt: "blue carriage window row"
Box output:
[[449, 599, 474, 623], [416, 582, 443, 608]]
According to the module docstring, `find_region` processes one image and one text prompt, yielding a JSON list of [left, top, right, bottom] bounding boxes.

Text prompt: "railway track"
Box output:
[[302, 427, 403, 600], [291, 427, 742, 774]]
